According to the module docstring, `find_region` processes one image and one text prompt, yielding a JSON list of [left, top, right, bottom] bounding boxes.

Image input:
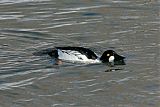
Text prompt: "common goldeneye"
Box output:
[[34, 47, 125, 65]]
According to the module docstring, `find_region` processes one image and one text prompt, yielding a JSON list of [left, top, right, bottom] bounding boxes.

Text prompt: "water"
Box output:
[[0, 0, 159, 107]]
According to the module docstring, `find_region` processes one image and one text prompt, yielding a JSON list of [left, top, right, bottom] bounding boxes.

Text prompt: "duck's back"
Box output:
[[56, 47, 99, 63], [56, 47, 97, 59]]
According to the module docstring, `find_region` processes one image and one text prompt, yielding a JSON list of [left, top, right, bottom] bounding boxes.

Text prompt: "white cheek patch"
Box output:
[[109, 56, 114, 62]]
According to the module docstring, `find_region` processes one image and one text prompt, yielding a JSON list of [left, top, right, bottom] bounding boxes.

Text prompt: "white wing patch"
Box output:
[[57, 49, 100, 63]]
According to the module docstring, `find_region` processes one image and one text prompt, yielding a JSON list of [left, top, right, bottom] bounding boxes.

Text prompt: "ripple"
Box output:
[[14, 98, 33, 102], [70, 79, 96, 84], [0, 0, 51, 5], [0, 15, 24, 20], [110, 30, 133, 35], [83, 94, 95, 97], [52, 104, 63, 107], [87, 83, 99, 87], [44, 20, 102, 29], [112, 0, 130, 3], [120, 16, 141, 20], [116, 77, 134, 83], [90, 88, 103, 93], [61, 5, 107, 11], [37, 72, 56, 80], [0, 78, 35, 90], [54, 10, 80, 15], [82, 12, 100, 16]]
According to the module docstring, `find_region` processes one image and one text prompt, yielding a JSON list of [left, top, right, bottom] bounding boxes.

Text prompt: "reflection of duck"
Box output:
[[34, 47, 125, 65]]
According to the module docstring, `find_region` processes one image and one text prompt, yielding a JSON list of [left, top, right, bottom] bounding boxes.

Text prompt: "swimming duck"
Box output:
[[34, 47, 125, 65]]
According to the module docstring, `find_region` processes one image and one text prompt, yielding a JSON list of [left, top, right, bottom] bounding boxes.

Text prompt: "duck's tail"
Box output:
[[33, 48, 57, 57]]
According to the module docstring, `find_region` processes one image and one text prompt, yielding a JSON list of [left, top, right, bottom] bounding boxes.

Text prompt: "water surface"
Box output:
[[0, 0, 159, 107]]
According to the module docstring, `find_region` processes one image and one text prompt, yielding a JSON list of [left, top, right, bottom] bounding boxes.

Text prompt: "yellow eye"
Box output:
[[107, 54, 110, 56]]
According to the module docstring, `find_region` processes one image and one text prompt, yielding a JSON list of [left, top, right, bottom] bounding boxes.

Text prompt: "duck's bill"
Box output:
[[115, 54, 126, 65], [109, 54, 126, 66]]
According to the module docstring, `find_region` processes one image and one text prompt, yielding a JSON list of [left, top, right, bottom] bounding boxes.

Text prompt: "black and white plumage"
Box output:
[[34, 47, 125, 65]]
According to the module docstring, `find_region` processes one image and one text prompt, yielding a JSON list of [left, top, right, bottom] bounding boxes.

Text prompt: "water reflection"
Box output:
[[105, 68, 124, 72]]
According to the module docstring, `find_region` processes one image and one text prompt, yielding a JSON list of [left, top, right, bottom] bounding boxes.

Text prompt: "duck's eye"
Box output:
[[107, 54, 110, 56]]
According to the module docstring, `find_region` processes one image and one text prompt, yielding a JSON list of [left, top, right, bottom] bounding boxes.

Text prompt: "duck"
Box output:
[[34, 46, 125, 65]]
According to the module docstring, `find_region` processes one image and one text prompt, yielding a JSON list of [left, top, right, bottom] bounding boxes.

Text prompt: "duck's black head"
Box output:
[[100, 50, 125, 65]]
